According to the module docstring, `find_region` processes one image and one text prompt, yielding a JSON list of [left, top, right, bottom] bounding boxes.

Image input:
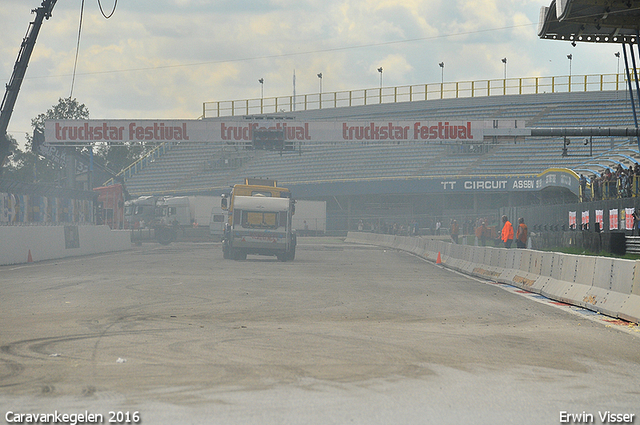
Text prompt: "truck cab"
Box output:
[[221, 179, 296, 261]]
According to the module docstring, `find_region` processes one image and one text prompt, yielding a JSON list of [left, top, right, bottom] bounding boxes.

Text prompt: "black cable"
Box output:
[[69, 0, 85, 98], [97, 0, 117, 19]]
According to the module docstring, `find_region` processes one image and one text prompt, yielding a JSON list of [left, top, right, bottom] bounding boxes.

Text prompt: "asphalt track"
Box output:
[[1, 238, 640, 425]]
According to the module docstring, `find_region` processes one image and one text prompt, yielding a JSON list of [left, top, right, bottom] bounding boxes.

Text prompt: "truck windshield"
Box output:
[[242, 211, 279, 229]]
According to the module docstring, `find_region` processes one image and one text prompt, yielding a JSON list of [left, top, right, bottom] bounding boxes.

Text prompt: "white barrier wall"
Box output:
[[346, 232, 640, 324], [0, 225, 131, 265]]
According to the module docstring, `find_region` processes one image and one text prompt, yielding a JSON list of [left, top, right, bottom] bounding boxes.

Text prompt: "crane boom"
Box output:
[[0, 0, 58, 175]]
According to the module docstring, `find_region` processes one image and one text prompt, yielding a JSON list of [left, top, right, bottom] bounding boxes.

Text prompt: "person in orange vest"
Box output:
[[450, 219, 459, 244], [501, 215, 514, 248], [516, 217, 528, 248], [475, 220, 488, 246]]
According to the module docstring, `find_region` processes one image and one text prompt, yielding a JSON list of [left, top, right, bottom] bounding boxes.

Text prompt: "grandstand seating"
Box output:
[[123, 90, 639, 196]]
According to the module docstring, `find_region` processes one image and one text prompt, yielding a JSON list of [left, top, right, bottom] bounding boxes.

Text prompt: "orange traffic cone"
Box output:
[[436, 251, 441, 264], [27, 249, 33, 263]]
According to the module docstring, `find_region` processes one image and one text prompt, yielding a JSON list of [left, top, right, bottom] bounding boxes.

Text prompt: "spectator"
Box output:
[[501, 215, 514, 248], [475, 221, 489, 246], [592, 175, 601, 200], [516, 217, 528, 249], [450, 219, 459, 244]]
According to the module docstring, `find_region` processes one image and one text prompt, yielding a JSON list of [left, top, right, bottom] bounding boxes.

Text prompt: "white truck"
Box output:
[[126, 196, 194, 245], [159, 197, 194, 227], [222, 194, 296, 261]]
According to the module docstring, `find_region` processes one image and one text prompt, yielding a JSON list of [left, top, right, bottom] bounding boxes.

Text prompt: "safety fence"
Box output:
[[203, 72, 636, 118], [345, 231, 640, 324]]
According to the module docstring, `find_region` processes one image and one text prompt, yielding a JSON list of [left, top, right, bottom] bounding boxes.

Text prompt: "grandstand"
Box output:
[[122, 89, 638, 198], [49, 79, 624, 231]]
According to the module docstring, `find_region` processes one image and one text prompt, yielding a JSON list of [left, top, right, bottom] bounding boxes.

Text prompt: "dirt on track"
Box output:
[[1, 240, 640, 424]]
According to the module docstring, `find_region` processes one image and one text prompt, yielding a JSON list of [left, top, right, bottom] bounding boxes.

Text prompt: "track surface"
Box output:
[[1, 239, 640, 424]]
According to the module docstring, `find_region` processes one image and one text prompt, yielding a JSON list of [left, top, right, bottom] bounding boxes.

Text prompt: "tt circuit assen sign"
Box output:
[[291, 170, 580, 198], [437, 169, 578, 195], [44, 119, 484, 144]]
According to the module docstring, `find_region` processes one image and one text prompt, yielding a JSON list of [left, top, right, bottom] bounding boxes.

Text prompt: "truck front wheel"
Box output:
[[157, 227, 173, 245], [286, 246, 296, 261]]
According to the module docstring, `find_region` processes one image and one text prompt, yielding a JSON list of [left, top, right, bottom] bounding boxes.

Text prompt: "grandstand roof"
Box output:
[[538, 0, 640, 44]]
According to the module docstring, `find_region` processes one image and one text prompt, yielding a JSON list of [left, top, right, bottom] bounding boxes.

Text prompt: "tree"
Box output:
[[29, 97, 90, 140], [3, 97, 90, 183], [5, 97, 148, 185], [0, 134, 32, 181]]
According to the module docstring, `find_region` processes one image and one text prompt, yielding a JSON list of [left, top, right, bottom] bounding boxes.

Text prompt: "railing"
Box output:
[[203, 72, 637, 118], [103, 141, 175, 187]]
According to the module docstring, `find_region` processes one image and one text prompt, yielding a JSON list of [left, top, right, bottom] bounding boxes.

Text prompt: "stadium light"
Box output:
[[377, 67, 383, 88], [501, 57, 507, 80], [317, 72, 322, 93], [258, 78, 264, 99], [615, 52, 621, 74], [567, 54, 573, 77], [439, 62, 444, 83]]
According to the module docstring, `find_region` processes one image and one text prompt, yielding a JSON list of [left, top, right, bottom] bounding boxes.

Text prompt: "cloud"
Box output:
[[0, 0, 624, 150]]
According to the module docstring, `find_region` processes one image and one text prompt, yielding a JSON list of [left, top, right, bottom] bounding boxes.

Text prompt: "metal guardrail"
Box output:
[[202, 72, 637, 118]]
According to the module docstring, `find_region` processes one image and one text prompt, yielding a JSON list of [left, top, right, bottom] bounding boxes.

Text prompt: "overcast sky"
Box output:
[[1, 0, 624, 148]]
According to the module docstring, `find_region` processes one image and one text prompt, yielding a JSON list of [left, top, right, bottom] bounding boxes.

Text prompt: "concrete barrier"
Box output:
[[528, 251, 556, 294], [498, 249, 519, 285], [619, 262, 640, 323], [0, 225, 131, 266], [459, 245, 475, 274], [558, 255, 596, 308], [583, 258, 635, 317], [541, 253, 578, 303], [510, 250, 537, 290], [345, 232, 640, 324]]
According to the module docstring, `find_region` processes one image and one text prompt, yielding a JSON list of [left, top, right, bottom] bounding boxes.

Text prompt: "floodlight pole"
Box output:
[[502, 57, 507, 80], [377, 67, 383, 103], [258, 78, 264, 113], [439, 62, 444, 98], [567, 54, 573, 91], [501, 58, 507, 95], [317, 72, 322, 109]]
